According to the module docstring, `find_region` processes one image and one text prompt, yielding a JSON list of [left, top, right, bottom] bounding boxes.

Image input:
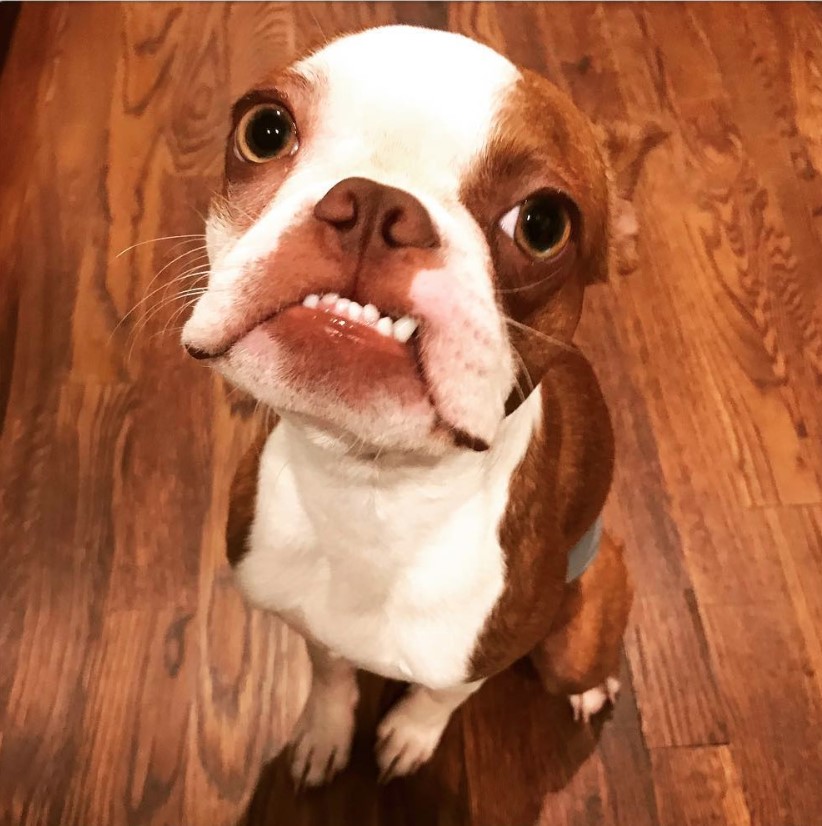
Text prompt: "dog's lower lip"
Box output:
[[185, 343, 217, 360], [237, 304, 429, 406], [256, 305, 418, 358]]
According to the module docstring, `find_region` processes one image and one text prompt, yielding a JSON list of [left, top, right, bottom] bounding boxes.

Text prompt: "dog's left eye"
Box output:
[[499, 194, 572, 259], [235, 104, 297, 163]]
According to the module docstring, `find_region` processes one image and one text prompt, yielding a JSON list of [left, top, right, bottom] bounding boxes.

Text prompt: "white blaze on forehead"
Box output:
[[199, 26, 521, 299], [295, 26, 520, 196]]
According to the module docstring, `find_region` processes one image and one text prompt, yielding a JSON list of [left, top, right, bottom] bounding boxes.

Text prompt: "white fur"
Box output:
[[376, 681, 484, 779], [569, 677, 621, 723], [235, 388, 542, 690], [290, 656, 359, 787]]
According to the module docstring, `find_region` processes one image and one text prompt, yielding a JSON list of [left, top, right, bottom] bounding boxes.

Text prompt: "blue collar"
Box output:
[[565, 515, 603, 582]]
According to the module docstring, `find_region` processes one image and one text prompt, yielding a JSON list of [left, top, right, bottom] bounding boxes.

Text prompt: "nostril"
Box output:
[[314, 189, 358, 229], [184, 344, 214, 361], [384, 206, 439, 249], [315, 177, 439, 252], [381, 208, 404, 248]]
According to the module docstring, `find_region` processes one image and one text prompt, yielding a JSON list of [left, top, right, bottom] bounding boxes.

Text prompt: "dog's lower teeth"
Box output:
[[362, 304, 379, 324], [392, 316, 417, 343], [320, 292, 338, 305], [303, 294, 320, 308], [348, 302, 363, 321], [376, 317, 393, 337]]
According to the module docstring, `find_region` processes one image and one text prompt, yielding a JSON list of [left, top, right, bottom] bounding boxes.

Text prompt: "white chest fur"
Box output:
[[234, 391, 542, 690]]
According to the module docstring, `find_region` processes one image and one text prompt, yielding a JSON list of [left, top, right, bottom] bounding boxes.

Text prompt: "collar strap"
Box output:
[[565, 515, 603, 583]]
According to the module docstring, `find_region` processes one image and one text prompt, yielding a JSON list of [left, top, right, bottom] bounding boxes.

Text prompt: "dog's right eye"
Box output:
[[235, 104, 298, 163]]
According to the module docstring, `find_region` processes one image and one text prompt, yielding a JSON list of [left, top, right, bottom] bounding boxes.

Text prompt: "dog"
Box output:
[[182, 25, 638, 786]]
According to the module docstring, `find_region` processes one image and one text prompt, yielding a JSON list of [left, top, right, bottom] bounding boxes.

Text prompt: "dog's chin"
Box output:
[[217, 307, 455, 456]]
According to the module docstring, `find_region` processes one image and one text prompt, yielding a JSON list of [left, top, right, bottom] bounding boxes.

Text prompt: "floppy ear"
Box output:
[[595, 120, 668, 278]]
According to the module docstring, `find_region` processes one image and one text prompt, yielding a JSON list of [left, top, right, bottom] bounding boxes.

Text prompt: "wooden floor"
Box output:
[[1, 3, 822, 825]]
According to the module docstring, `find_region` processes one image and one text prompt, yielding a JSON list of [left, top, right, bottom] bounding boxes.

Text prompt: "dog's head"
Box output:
[[182, 26, 617, 455]]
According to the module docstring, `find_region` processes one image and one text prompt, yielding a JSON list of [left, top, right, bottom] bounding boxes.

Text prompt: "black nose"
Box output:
[[314, 177, 439, 257]]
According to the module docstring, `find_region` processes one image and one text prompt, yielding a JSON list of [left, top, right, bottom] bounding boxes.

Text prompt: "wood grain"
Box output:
[[1, 4, 821, 826], [651, 745, 752, 826]]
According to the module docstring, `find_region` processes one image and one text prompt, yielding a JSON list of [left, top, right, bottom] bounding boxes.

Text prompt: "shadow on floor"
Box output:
[[237, 660, 608, 826]]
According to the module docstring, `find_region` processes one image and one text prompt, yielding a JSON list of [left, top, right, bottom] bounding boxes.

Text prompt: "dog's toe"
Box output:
[[569, 677, 620, 724], [289, 693, 356, 788], [375, 698, 444, 782]]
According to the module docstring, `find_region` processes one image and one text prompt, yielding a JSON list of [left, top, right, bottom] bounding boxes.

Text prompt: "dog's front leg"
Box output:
[[375, 680, 484, 782], [289, 641, 359, 788]]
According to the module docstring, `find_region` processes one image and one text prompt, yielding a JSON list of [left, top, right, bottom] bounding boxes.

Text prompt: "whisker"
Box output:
[[496, 274, 564, 295], [126, 287, 206, 347], [508, 348, 532, 405], [133, 246, 209, 312], [110, 261, 209, 340], [115, 234, 206, 258], [307, 5, 329, 45], [134, 297, 201, 353], [503, 317, 578, 355]]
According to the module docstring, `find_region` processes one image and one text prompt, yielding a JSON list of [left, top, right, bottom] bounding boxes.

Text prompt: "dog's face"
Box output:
[[182, 26, 612, 455]]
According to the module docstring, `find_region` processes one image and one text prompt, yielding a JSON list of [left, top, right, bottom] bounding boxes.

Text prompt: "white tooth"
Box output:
[[392, 316, 418, 344], [376, 316, 393, 337], [335, 298, 351, 314], [362, 304, 379, 324], [347, 301, 363, 321], [303, 294, 319, 308], [320, 292, 338, 305]]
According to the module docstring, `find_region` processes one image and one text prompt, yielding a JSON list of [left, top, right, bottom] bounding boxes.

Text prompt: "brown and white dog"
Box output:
[[182, 26, 637, 786]]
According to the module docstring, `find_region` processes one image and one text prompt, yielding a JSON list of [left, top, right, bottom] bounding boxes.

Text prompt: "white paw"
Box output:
[[569, 677, 620, 724], [375, 693, 448, 782], [289, 686, 357, 788]]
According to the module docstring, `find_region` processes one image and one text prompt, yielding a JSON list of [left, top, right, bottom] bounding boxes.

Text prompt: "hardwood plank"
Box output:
[[625, 592, 727, 748], [57, 608, 193, 826], [703, 602, 822, 826], [462, 659, 659, 826], [651, 745, 751, 826], [641, 6, 822, 507], [697, 3, 822, 466], [599, 6, 818, 605], [762, 506, 822, 702]]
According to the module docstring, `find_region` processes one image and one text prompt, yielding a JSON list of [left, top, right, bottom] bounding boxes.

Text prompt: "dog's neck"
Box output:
[[274, 389, 543, 562]]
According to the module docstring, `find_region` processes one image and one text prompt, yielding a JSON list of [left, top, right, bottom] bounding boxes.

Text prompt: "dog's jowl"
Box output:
[[182, 25, 632, 786]]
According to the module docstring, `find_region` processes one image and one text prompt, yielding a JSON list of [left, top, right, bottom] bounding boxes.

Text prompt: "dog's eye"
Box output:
[[235, 104, 297, 163], [499, 194, 571, 259]]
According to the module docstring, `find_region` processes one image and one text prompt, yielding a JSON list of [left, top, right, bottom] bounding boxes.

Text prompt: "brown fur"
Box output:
[[226, 424, 272, 566], [530, 530, 632, 695], [468, 347, 617, 680], [460, 70, 636, 689]]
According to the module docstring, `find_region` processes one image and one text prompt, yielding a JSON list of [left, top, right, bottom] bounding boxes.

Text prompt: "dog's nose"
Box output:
[[314, 177, 439, 255]]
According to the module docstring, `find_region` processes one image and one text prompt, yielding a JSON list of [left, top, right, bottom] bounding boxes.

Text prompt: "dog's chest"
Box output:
[[234, 433, 514, 689]]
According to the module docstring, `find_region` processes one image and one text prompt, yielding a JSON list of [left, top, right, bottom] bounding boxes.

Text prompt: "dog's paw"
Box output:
[[375, 693, 447, 782], [569, 676, 620, 724], [289, 686, 357, 788]]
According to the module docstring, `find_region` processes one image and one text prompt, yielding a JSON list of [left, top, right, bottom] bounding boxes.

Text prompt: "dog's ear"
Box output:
[[594, 120, 668, 278]]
